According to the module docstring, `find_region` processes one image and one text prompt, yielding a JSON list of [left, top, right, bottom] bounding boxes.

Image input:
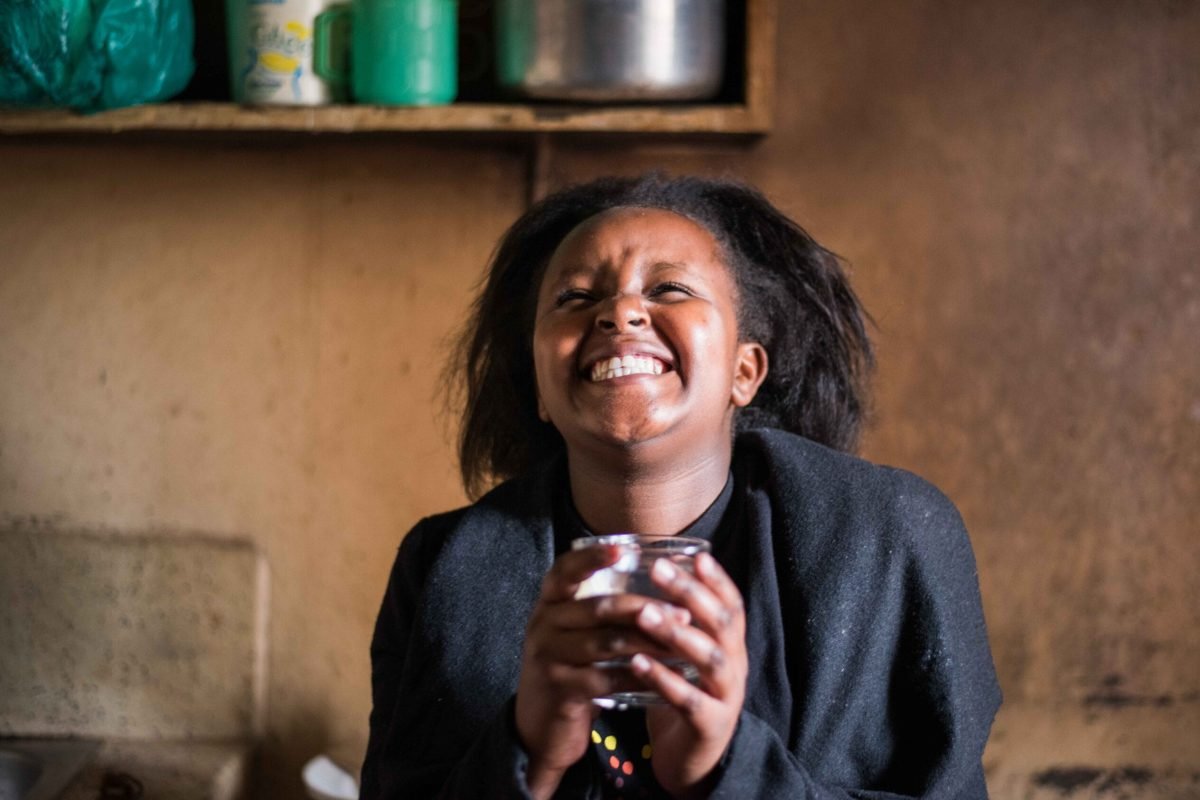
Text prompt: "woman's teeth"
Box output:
[[590, 355, 665, 382]]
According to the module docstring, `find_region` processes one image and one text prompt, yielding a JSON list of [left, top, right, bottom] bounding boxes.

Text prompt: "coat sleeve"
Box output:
[[705, 711, 989, 799], [359, 519, 596, 800], [705, 471, 1001, 799]]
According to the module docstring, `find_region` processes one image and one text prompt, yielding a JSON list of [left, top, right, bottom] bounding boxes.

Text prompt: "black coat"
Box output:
[[361, 429, 1002, 798]]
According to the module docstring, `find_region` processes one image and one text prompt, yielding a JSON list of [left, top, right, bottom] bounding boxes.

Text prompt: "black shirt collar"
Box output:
[[554, 470, 735, 545]]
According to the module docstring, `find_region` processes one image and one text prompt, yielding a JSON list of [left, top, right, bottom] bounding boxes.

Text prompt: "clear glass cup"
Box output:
[[571, 533, 711, 708]]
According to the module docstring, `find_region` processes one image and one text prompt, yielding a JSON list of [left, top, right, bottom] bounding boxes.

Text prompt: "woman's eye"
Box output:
[[555, 289, 594, 306], [649, 282, 692, 298]]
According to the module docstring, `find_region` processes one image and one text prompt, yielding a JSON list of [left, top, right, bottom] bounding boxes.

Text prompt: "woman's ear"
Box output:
[[731, 342, 769, 408]]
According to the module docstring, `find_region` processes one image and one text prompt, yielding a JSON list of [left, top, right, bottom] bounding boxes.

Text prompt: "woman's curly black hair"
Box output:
[[448, 173, 874, 498]]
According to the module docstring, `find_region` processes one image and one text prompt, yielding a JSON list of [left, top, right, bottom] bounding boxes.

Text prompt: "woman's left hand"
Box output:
[[631, 551, 747, 798]]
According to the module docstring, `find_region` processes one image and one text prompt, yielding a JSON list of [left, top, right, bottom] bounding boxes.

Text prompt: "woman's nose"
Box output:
[[596, 294, 648, 331]]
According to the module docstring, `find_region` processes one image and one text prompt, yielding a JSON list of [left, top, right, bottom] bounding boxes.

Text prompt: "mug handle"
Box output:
[[314, 4, 352, 86]]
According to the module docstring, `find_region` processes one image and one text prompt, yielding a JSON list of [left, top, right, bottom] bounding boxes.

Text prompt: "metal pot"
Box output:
[[495, 0, 725, 102]]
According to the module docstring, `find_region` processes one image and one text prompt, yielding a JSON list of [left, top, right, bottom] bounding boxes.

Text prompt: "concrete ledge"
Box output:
[[0, 528, 267, 740], [58, 740, 251, 800]]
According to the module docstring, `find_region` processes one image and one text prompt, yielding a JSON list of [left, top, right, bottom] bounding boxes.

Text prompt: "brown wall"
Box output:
[[0, 142, 525, 790], [2, 0, 1197, 796]]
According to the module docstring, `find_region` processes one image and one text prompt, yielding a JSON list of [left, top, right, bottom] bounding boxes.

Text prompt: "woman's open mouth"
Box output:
[[589, 355, 669, 382]]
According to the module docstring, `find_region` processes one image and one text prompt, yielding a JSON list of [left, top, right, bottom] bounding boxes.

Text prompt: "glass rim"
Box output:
[[571, 533, 710, 553]]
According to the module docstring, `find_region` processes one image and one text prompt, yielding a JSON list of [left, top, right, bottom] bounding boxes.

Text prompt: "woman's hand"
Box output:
[[632, 551, 748, 798], [515, 544, 688, 800]]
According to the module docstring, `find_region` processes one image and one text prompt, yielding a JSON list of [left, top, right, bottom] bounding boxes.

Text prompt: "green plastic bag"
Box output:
[[0, 0, 195, 111]]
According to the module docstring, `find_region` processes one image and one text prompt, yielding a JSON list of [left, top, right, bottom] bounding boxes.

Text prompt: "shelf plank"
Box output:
[[0, 101, 767, 136]]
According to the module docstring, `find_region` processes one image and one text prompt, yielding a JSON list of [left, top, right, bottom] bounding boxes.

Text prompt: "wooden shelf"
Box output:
[[0, 0, 774, 137], [0, 100, 768, 136]]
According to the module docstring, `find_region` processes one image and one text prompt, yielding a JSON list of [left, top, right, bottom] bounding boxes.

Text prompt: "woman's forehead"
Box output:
[[549, 206, 723, 271]]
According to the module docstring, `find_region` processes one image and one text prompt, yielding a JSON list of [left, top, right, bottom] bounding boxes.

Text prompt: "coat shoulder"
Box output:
[[736, 428, 967, 554]]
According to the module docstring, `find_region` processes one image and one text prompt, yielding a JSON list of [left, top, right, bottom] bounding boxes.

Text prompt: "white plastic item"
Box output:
[[226, 0, 345, 105], [302, 754, 359, 800]]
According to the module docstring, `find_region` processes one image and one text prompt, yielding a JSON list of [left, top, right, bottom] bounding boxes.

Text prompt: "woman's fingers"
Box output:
[[634, 552, 748, 700], [634, 602, 734, 696], [648, 554, 744, 639], [530, 550, 747, 718], [694, 552, 745, 628], [539, 544, 621, 603], [630, 653, 711, 723], [541, 662, 621, 700], [531, 595, 690, 665], [540, 593, 691, 629], [533, 626, 676, 665]]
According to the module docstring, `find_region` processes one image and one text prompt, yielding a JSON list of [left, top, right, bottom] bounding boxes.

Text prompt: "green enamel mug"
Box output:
[[314, 0, 457, 105]]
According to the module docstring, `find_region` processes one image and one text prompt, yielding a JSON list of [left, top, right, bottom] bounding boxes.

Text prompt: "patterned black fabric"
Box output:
[[591, 710, 658, 798]]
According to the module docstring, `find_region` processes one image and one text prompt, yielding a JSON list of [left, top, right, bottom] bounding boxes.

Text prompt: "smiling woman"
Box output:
[[531, 207, 766, 491], [454, 175, 874, 501], [360, 174, 1001, 799]]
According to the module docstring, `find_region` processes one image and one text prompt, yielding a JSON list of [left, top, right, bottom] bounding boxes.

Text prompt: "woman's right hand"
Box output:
[[515, 544, 686, 799]]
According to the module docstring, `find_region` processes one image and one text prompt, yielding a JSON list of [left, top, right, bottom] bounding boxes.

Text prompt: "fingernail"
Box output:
[[670, 605, 691, 625], [696, 552, 714, 576], [652, 558, 677, 582], [631, 653, 651, 674], [640, 603, 663, 627]]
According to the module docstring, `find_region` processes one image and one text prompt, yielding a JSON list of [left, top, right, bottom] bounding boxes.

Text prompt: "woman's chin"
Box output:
[[586, 423, 658, 448], [572, 416, 680, 455]]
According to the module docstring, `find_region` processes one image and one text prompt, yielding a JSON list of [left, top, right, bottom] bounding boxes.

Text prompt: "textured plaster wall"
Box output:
[[1, 0, 1197, 796], [0, 142, 524, 793]]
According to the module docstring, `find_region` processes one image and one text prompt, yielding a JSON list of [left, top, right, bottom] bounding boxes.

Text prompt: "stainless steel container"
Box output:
[[496, 0, 725, 102]]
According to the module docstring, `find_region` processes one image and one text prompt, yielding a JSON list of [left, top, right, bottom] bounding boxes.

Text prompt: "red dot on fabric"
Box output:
[[622, 760, 634, 775], [609, 755, 620, 769], [616, 777, 625, 788]]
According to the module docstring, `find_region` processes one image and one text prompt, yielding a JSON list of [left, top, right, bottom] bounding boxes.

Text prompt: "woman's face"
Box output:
[[532, 207, 767, 464]]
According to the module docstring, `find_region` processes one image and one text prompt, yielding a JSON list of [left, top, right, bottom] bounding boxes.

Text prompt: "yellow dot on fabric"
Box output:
[[591, 730, 601, 744], [641, 744, 652, 759], [604, 735, 617, 751]]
